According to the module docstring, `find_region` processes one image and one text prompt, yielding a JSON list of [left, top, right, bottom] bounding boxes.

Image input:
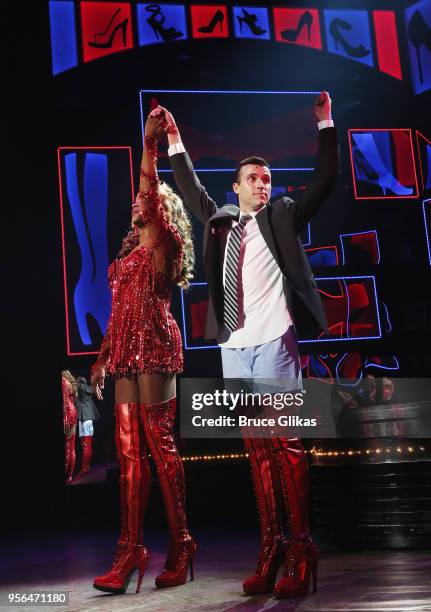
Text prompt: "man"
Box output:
[[152, 92, 338, 598]]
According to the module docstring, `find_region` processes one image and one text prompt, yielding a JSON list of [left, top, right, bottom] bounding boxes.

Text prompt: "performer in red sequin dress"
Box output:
[[61, 370, 78, 484], [91, 112, 196, 595]]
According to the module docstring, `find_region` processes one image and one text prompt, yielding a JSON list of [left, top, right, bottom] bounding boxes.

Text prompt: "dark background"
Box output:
[[6, 0, 430, 538]]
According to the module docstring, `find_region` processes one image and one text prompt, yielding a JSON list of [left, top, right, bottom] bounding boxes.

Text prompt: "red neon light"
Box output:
[[305, 245, 339, 265], [57, 146, 134, 357], [415, 130, 431, 191], [273, 8, 322, 50], [80, 2, 133, 64], [372, 11, 402, 80], [190, 5, 229, 39], [348, 129, 419, 200]]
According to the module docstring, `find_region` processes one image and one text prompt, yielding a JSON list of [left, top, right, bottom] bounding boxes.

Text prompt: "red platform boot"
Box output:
[[272, 437, 318, 598], [140, 398, 196, 588], [93, 403, 151, 594], [242, 437, 286, 594], [73, 435, 93, 483], [65, 433, 76, 484]]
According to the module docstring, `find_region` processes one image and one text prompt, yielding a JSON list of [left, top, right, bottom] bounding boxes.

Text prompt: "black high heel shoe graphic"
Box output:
[[88, 8, 129, 49], [198, 9, 224, 34], [281, 10, 313, 42], [237, 8, 266, 36], [407, 10, 431, 84], [145, 4, 183, 42], [329, 18, 370, 58]]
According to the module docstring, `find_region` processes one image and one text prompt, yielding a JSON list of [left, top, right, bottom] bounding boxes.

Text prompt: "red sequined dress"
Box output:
[[95, 180, 184, 379]]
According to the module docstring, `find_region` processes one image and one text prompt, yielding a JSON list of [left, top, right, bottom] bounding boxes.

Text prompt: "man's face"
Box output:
[[233, 164, 271, 212]]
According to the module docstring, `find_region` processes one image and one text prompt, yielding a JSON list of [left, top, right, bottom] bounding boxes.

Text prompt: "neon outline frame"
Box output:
[[180, 275, 382, 350], [57, 145, 135, 357], [348, 128, 419, 200]]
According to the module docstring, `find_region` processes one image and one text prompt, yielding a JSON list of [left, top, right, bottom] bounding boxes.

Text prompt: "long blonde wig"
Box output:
[[118, 182, 195, 289]]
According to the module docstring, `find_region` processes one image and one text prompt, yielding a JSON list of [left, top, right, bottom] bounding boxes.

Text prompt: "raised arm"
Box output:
[[292, 91, 339, 233], [149, 105, 218, 225]]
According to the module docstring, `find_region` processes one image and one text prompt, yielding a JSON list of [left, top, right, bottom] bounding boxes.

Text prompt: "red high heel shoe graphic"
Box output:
[[281, 11, 313, 42], [88, 8, 129, 49], [198, 9, 224, 34]]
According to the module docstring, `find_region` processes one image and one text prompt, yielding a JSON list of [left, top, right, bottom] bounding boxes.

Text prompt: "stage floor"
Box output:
[[1, 529, 430, 611]]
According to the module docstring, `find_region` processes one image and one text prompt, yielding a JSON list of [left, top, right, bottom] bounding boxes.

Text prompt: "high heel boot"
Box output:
[[352, 133, 413, 196], [272, 438, 318, 599], [140, 398, 196, 588], [73, 435, 93, 482], [93, 403, 151, 594], [242, 436, 286, 594]]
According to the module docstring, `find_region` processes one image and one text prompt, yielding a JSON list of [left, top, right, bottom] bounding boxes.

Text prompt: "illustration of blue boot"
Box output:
[[65, 153, 111, 346], [352, 133, 413, 196]]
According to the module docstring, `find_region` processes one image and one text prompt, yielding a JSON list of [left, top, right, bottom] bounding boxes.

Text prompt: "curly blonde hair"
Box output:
[[61, 370, 78, 395], [118, 182, 195, 289]]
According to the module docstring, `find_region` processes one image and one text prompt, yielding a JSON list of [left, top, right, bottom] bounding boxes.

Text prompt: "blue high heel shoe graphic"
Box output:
[[65, 153, 111, 346], [352, 133, 414, 197]]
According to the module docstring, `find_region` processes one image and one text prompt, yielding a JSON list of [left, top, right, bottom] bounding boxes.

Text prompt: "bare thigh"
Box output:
[[138, 372, 176, 405], [115, 377, 140, 403]]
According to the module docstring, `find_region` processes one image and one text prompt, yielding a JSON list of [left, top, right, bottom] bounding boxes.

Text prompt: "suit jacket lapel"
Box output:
[[255, 205, 280, 268]]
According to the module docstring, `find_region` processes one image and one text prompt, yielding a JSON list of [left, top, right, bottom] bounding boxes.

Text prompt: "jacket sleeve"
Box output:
[[292, 127, 339, 233], [169, 151, 218, 225]]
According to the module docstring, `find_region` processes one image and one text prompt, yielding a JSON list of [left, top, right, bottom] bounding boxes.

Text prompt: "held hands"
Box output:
[[91, 366, 105, 401], [144, 113, 166, 139], [314, 91, 332, 122], [149, 105, 179, 136]]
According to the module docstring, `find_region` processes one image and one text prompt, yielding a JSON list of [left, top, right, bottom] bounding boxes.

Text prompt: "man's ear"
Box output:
[[233, 182, 239, 194]]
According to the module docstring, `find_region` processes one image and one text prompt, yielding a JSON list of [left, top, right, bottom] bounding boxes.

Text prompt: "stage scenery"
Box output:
[[4, 1, 431, 611]]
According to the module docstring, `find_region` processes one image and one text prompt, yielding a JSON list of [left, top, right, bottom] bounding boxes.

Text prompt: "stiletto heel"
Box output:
[[145, 4, 183, 42], [198, 9, 224, 34], [237, 8, 266, 36], [329, 17, 370, 58], [189, 557, 194, 581], [88, 17, 129, 49], [281, 11, 313, 43], [93, 545, 150, 594]]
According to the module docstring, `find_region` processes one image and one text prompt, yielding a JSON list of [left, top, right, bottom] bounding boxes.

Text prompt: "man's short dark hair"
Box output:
[[234, 156, 270, 184]]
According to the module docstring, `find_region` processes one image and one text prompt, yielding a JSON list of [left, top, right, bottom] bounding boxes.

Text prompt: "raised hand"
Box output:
[[144, 112, 165, 138], [314, 91, 332, 122], [149, 105, 179, 136], [91, 366, 105, 400]]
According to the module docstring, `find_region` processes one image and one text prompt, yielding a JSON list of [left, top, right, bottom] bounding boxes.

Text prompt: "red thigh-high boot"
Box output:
[[272, 437, 318, 598], [242, 436, 286, 594], [73, 435, 93, 483], [93, 403, 151, 594], [65, 432, 76, 484], [140, 398, 196, 588]]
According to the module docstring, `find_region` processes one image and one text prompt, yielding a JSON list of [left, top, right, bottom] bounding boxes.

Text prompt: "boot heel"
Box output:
[[189, 558, 194, 582]]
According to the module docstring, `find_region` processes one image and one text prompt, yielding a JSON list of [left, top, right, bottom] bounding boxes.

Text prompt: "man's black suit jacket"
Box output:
[[169, 127, 339, 341]]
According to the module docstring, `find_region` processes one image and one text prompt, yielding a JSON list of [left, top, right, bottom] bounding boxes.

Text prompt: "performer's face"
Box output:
[[233, 164, 271, 211]]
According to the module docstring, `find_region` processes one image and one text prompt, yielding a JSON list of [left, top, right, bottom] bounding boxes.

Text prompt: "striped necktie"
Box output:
[[223, 214, 252, 332]]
